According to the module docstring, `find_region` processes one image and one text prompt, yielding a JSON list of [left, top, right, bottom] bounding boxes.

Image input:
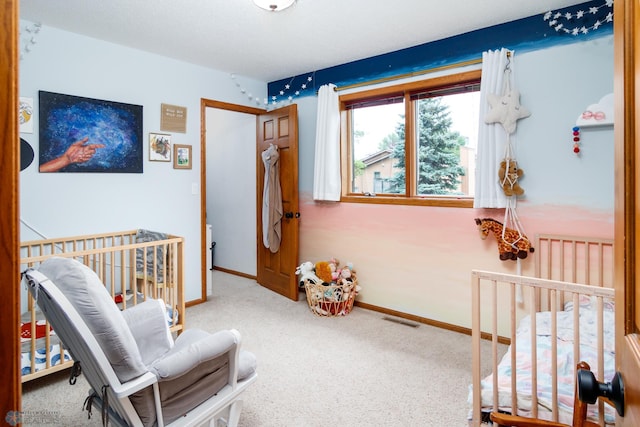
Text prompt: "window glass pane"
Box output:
[[414, 91, 479, 196], [350, 101, 405, 194]]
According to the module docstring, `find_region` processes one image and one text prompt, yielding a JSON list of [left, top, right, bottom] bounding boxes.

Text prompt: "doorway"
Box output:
[[200, 100, 300, 301]]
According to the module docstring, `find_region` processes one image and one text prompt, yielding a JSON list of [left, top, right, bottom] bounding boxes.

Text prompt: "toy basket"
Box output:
[[304, 280, 357, 317]]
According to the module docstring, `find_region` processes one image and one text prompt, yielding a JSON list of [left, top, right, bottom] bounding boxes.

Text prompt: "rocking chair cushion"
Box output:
[[121, 298, 174, 366], [38, 257, 147, 382], [133, 329, 243, 426]]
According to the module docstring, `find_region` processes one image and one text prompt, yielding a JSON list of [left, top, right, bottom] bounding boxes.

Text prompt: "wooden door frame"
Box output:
[[614, 0, 640, 424], [198, 99, 266, 303], [2, 0, 21, 418]]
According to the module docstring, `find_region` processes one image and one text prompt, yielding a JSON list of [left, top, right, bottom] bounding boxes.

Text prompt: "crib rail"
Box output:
[[535, 234, 614, 287], [470, 270, 614, 427], [19, 230, 184, 383]]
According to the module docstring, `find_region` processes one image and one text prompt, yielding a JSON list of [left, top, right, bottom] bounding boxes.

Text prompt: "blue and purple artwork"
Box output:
[[38, 91, 143, 173]]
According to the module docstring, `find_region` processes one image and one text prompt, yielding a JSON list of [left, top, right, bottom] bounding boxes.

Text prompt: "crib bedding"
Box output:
[[472, 302, 615, 424], [21, 344, 71, 376]]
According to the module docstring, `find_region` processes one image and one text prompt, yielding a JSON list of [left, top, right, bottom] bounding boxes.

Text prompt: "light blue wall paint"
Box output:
[[295, 36, 614, 212], [515, 35, 614, 209], [19, 22, 266, 301]]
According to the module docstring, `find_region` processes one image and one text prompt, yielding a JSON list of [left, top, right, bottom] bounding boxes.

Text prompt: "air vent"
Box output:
[[382, 316, 419, 328]]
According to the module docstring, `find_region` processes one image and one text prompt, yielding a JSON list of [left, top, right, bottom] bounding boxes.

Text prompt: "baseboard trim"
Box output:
[[213, 266, 257, 280], [354, 300, 472, 336], [353, 301, 510, 345]]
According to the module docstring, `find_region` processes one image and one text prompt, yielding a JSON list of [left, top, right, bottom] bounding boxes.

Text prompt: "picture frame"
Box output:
[[149, 132, 171, 162], [38, 90, 143, 173], [173, 144, 192, 169]]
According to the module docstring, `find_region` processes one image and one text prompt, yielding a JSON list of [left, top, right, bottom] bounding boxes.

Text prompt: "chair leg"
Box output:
[[225, 400, 244, 427]]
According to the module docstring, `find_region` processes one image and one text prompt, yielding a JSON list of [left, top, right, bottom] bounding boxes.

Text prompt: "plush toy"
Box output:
[[315, 261, 333, 284], [475, 217, 534, 261], [338, 266, 354, 285], [498, 158, 524, 197], [295, 261, 322, 288], [484, 89, 531, 134], [328, 258, 340, 281]]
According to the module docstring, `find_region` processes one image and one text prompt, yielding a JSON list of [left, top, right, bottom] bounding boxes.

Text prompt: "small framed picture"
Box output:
[[173, 144, 192, 169], [149, 132, 171, 162]]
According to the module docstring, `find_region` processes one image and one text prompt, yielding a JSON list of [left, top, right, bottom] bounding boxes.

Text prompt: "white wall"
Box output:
[[19, 22, 266, 301], [205, 108, 257, 277]]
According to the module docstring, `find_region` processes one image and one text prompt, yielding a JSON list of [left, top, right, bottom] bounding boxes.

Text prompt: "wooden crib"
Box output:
[[469, 234, 614, 426], [19, 230, 185, 383]]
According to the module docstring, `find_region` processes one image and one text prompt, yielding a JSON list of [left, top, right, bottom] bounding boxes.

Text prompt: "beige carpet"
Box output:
[[21, 271, 502, 426]]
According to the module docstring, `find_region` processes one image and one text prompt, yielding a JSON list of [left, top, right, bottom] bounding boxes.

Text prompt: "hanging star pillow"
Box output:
[[485, 89, 531, 134]]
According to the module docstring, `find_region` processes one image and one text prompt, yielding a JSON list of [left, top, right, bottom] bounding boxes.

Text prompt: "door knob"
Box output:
[[578, 368, 625, 417], [284, 212, 293, 219]]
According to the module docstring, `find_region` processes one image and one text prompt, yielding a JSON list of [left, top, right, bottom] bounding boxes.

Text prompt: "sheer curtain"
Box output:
[[474, 48, 513, 208], [313, 83, 341, 201]]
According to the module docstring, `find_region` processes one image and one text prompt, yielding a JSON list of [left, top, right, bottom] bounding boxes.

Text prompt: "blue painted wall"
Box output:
[[268, 0, 612, 103]]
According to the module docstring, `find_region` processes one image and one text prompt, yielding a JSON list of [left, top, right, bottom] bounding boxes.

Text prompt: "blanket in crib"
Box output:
[[471, 301, 616, 424], [21, 344, 71, 376], [135, 229, 169, 281]]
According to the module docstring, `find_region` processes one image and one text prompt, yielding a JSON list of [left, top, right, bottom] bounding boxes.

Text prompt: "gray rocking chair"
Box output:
[[23, 257, 257, 427]]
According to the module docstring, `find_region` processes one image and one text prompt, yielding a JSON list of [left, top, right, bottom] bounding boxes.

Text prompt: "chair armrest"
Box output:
[[110, 371, 158, 399], [121, 299, 173, 365], [149, 329, 239, 380], [490, 412, 568, 427]]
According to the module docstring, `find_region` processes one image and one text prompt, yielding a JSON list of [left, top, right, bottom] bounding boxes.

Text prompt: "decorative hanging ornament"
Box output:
[[572, 126, 581, 154], [484, 89, 531, 134]]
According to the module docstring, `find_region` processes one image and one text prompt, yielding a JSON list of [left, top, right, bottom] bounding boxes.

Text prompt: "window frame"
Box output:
[[339, 69, 481, 207]]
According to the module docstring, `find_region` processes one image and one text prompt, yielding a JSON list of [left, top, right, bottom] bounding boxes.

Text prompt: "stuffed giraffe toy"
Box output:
[[475, 217, 534, 261]]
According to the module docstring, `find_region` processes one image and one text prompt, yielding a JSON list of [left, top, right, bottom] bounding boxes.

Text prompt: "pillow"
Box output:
[[38, 257, 147, 382]]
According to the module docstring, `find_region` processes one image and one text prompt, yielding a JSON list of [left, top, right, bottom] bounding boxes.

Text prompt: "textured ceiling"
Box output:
[[20, 0, 586, 82]]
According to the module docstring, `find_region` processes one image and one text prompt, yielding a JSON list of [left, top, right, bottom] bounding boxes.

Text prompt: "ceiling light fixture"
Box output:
[[252, 0, 296, 12]]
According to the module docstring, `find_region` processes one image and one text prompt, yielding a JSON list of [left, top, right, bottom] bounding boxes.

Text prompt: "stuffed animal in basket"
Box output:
[[315, 261, 333, 284], [498, 158, 524, 197], [295, 261, 322, 288], [328, 258, 340, 282]]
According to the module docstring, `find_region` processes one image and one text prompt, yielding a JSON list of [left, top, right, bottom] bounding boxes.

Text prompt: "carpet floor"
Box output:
[[21, 270, 501, 426]]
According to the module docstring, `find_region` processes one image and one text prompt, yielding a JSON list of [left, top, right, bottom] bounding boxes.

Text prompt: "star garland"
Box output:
[[19, 22, 42, 60], [230, 73, 314, 110], [543, 0, 613, 36]]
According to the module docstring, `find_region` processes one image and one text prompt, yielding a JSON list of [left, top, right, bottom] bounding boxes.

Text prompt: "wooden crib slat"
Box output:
[[510, 283, 517, 414], [471, 271, 482, 426], [550, 289, 559, 421], [596, 296, 605, 426], [530, 284, 538, 419]]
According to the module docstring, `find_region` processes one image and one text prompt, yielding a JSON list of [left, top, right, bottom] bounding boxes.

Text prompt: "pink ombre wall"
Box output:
[[295, 37, 614, 329]]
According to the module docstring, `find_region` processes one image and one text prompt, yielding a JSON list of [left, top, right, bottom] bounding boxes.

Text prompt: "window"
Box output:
[[340, 70, 481, 207]]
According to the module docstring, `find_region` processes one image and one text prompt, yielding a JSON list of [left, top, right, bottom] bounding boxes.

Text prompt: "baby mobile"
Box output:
[[482, 51, 533, 270]]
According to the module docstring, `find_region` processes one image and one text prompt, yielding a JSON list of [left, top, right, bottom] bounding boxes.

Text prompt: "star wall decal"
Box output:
[[485, 90, 531, 134]]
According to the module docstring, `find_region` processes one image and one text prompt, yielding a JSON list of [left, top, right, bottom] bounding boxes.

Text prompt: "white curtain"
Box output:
[[313, 83, 341, 201], [474, 48, 513, 208]]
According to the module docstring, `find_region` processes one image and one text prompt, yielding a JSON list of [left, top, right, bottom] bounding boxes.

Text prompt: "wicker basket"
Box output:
[[303, 280, 357, 317]]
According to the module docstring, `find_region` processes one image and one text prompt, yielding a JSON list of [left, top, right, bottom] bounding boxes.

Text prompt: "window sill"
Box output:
[[340, 194, 474, 208]]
